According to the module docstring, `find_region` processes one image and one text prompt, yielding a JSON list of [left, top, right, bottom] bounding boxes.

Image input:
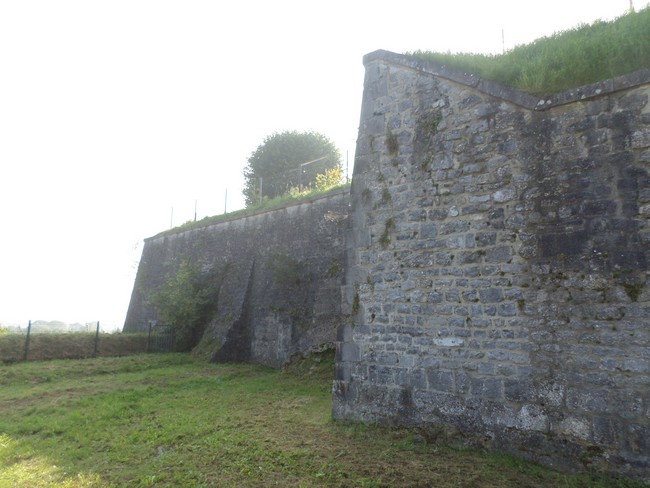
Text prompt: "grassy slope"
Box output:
[[411, 7, 650, 95], [0, 354, 646, 487]]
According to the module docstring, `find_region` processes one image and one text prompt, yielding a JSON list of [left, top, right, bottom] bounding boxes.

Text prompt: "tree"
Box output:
[[243, 130, 342, 206], [150, 260, 222, 351]]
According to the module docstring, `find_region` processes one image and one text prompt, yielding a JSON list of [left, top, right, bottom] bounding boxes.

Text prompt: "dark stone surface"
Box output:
[[335, 51, 650, 480], [124, 188, 349, 368]]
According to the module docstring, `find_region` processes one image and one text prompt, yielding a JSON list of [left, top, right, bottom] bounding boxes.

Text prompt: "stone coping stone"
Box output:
[[363, 49, 650, 111], [149, 186, 350, 241]]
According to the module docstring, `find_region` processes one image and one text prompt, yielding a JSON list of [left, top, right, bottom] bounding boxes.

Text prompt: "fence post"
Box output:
[[23, 320, 31, 361], [147, 322, 153, 353], [93, 321, 100, 357]]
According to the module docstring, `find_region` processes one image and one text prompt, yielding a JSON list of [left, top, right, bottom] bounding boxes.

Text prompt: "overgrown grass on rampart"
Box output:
[[159, 182, 349, 237], [411, 7, 650, 95], [0, 332, 149, 363], [0, 352, 646, 487]]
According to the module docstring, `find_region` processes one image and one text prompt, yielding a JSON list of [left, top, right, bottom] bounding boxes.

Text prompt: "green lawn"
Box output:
[[0, 353, 644, 487]]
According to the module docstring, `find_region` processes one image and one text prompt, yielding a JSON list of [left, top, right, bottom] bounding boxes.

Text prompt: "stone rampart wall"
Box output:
[[333, 50, 650, 477], [124, 188, 349, 367]]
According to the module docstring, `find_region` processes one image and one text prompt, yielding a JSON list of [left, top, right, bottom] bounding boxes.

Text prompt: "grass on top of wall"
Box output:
[[159, 182, 349, 237], [411, 6, 650, 95]]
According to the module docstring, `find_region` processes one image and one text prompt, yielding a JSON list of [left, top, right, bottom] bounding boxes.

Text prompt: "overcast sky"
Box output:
[[1, 0, 646, 330]]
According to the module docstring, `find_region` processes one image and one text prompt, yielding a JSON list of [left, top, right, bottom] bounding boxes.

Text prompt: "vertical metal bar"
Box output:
[[93, 321, 100, 357], [147, 323, 152, 353], [346, 150, 349, 183], [23, 320, 31, 361]]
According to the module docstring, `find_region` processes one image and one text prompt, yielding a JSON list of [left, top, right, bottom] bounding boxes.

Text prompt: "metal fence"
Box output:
[[253, 156, 344, 205], [146, 324, 176, 353], [0, 320, 176, 362]]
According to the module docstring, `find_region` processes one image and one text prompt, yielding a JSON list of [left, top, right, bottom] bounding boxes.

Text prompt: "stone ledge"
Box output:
[[148, 186, 350, 241], [363, 49, 650, 111]]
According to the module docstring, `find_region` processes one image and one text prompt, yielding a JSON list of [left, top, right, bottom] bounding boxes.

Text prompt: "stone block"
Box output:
[[493, 188, 516, 202], [559, 416, 591, 441], [420, 222, 437, 238], [471, 377, 503, 400], [566, 389, 609, 414], [498, 303, 517, 316], [340, 342, 361, 362], [626, 424, 650, 455], [485, 245, 513, 263], [479, 288, 504, 303], [368, 365, 394, 385], [592, 415, 621, 446], [426, 369, 454, 392], [335, 363, 352, 382], [377, 352, 399, 365], [515, 404, 548, 432], [504, 379, 536, 402], [396, 367, 427, 389]]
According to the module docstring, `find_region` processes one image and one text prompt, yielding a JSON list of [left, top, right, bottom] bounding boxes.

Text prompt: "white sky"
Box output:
[[1, 0, 646, 330]]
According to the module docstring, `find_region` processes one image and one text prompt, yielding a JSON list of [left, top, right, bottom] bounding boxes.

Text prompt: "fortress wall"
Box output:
[[123, 48, 650, 477], [333, 51, 650, 477], [124, 188, 349, 367]]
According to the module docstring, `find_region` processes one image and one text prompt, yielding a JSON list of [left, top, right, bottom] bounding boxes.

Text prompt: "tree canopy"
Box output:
[[243, 130, 341, 206]]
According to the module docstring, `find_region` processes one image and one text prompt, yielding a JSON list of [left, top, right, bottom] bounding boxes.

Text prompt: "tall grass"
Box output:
[[411, 7, 650, 95], [0, 332, 149, 363]]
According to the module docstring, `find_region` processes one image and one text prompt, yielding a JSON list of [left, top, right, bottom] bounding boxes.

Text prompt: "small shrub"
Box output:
[[352, 284, 361, 315], [380, 217, 396, 248], [150, 260, 224, 351], [315, 166, 343, 192], [418, 110, 443, 135], [386, 131, 399, 156]]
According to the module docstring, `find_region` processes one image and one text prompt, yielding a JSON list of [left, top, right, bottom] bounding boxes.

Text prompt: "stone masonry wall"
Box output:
[[333, 50, 650, 478], [124, 188, 348, 368]]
